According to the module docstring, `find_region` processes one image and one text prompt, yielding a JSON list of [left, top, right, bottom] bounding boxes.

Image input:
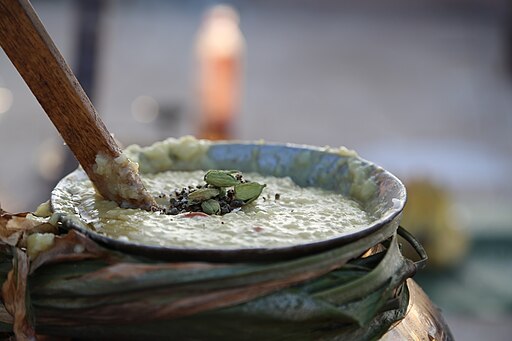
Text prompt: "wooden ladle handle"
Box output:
[[0, 0, 157, 210]]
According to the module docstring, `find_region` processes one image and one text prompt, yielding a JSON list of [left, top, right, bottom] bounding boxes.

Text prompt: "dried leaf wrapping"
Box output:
[[29, 230, 116, 274], [0, 212, 35, 247], [1, 248, 35, 341], [0, 211, 58, 248], [0, 220, 420, 340]]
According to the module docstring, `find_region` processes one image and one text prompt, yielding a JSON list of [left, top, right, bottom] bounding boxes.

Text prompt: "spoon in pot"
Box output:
[[0, 0, 157, 210]]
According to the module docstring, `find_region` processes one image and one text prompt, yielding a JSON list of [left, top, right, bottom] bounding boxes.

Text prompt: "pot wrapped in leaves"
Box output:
[[0, 137, 430, 340]]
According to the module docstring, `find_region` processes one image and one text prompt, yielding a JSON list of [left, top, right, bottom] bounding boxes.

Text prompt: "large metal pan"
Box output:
[[51, 141, 406, 262]]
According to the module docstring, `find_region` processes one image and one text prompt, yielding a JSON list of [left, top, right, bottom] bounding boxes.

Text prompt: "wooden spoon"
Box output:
[[0, 0, 157, 210]]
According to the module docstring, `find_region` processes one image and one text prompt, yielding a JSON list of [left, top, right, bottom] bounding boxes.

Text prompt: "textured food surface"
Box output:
[[58, 170, 372, 248]]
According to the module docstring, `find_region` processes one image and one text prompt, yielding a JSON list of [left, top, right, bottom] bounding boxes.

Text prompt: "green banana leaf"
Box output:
[[0, 227, 419, 340]]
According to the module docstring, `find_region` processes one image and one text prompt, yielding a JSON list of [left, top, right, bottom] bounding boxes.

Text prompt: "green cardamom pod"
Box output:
[[234, 182, 266, 203], [188, 188, 220, 203], [218, 186, 227, 198], [204, 170, 241, 187], [201, 199, 221, 215]]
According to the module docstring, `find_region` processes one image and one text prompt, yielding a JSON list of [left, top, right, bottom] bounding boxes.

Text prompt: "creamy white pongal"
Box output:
[[59, 170, 372, 249]]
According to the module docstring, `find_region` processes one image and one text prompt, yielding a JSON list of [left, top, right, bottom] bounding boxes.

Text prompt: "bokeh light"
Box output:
[[131, 95, 160, 123], [35, 139, 65, 182], [0, 87, 13, 117]]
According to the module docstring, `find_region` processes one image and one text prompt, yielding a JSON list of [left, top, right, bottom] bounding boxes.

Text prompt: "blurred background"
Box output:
[[1, 0, 511, 339]]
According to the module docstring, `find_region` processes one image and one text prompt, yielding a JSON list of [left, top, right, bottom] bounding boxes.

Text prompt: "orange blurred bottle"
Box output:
[[195, 5, 244, 140]]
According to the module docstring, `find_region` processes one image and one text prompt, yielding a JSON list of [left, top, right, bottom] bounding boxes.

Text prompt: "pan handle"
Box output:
[[397, 226, 428, 271]]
